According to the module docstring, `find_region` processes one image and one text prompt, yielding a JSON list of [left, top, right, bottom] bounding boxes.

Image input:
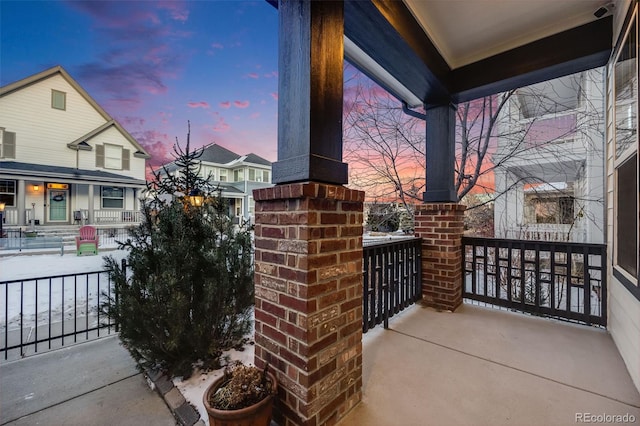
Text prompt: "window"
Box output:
[[51, 90, 66, 110], [105, 144, 122, 169], [248, 197, 255, 215], [617, 155, 638, 277], [525, 195, 575, 224], [234, 169, 244, 182], [96, 144, 129, 170], [101, 187, 124, 209], [0, 180, 16, 207], [612, 7, 639, 292], [0, 130, 16, 159], [219, 169, 228, 182], [249, 169, 256, 181], [262, 170, 270, 183]]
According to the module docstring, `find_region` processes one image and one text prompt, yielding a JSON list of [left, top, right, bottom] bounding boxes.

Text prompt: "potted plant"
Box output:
[[203, 361, 277, 426]]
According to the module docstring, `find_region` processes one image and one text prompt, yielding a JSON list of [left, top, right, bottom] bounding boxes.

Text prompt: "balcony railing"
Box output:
[[501, 225, 586, 243], [362, 238, 422, 333], [463, 237, 606, 326]]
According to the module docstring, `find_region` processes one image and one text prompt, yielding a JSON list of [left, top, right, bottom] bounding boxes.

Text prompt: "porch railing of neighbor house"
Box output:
[[94, 210, 142, 224], [0, 261, 125, 361], [462, 237, 607, 327], [362, 238, 422, 333]]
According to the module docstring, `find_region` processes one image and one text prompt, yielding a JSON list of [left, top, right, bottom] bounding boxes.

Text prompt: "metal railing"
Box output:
[[0, 265, 122, 361], [363, 238, 422, 333], [463, 237, 607, 326]]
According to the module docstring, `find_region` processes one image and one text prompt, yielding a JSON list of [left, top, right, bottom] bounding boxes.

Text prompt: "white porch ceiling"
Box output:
[[403, 0, 615, 69]]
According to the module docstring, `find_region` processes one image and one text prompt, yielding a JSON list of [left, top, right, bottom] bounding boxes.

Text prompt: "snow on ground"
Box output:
[[0, 249, 127, 282], [1, 249, 257, 425], [174, 344, 255, 425], [0, 250, 128, 329]]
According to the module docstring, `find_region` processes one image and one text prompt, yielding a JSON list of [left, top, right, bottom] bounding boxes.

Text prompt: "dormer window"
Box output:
[[51, 89, 66, 110]]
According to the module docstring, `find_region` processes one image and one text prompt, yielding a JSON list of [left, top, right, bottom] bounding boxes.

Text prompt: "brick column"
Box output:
[[253, 182, 364, 426], [414, 203, 466, 311]]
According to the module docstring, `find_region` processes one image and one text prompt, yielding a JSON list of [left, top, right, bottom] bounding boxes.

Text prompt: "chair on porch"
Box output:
[[75, 225, 99, 256]]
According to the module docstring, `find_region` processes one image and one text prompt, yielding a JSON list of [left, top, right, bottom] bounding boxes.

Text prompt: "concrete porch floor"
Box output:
[[339, 303, 640, 426]]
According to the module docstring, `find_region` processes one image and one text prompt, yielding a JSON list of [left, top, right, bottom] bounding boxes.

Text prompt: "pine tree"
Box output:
[[103, 124, 254, 378]]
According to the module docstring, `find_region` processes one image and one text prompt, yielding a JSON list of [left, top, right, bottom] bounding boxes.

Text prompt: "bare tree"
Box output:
[[343, 67, 606, 242]]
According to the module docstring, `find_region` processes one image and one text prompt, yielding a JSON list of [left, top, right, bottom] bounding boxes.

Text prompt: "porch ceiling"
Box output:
[[343, 0, 616, 106]]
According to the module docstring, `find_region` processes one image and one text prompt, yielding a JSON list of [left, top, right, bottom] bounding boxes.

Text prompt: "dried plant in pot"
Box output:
[[203, 361, 277, 426]]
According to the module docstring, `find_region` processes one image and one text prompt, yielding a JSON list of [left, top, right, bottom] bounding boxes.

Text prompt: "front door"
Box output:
[[48, 189, 69, 222]]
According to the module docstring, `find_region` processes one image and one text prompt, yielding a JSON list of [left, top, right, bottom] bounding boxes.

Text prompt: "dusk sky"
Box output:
[[1, 1, 280, 168]]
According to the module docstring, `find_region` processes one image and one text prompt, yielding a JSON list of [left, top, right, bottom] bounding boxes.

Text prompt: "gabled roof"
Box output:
[[0, 65, 151, 158], [199, 143, 242, 164], [244, 153, 272, 167], [68, 120, 151, 159], [162, 143, 272, 169]]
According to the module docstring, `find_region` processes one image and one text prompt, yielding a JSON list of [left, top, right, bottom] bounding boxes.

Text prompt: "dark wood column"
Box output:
[[423, 103, 458, 203], [272, 0, 348, 185]]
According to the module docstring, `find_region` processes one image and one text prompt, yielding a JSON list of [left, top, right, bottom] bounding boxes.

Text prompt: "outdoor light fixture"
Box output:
[[0, 202, 5, 239], [33, 184, 39, 192], [188, 188, 204, 207]]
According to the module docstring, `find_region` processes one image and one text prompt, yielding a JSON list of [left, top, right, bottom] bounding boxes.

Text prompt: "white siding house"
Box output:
[[606, 0, 640, 393], [493, 69, 606, 243], [0, 66, 150, 227], [160, 143, 273, 223]]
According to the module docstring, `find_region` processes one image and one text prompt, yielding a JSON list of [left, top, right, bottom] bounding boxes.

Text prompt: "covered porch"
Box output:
[[256, 1, 639, 424], [340, 303, 640, 425]]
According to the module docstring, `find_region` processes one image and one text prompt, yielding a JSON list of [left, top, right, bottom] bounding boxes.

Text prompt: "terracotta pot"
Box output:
[[203, 370, 277, 426]]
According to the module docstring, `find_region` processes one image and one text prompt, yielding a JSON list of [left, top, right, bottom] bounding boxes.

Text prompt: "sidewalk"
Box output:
[[0, 335, 176, 426]]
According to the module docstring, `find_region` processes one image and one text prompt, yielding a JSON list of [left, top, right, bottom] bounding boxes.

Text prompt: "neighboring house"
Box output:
[[0, 66, 150, 227], [161, 143, 273, 222], [493, 69, 605, 243]]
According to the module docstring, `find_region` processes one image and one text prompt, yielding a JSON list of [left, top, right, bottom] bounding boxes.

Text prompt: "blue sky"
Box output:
[[1, 0, 279, 168]]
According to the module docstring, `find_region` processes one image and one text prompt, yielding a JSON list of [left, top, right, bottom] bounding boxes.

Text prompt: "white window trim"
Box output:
[[101, 186, 125, 209], [104, 143, 123, 170]]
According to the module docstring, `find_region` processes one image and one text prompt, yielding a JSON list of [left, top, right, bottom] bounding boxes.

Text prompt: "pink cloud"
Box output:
[[247, 73, 259, 79], [270, 92, 278, 101], [212, 116, 230, 132], [234, 100, 250, 109], [187, 101, 210, 109], [250, 112, 261, 119], [157, 1, 189, 22], [219, 101, 231, 109], [264, 71, 278, 78], [211, 42, 224, 49]]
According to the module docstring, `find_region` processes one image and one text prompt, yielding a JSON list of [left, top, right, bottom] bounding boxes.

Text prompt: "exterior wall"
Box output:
[[606, 1, 640, 394], [0, 74, 105, 168], [493, 69, 606, 243], [77, 126, 146, 181]]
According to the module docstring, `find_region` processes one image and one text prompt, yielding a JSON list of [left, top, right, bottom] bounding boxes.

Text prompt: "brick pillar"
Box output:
[[253, 182, 364, 426], [414, 203, 466, 311]]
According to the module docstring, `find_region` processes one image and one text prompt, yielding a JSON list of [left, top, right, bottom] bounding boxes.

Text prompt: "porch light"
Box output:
[[187, 188, 204, 207], [0, 202, 5, 239], [33, 184, 39, 192]]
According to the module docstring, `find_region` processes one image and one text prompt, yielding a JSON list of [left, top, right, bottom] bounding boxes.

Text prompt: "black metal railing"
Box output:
[[0, 262, 124, 361], [463, 237, 607, 326], [362, 238, 422, 333]]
